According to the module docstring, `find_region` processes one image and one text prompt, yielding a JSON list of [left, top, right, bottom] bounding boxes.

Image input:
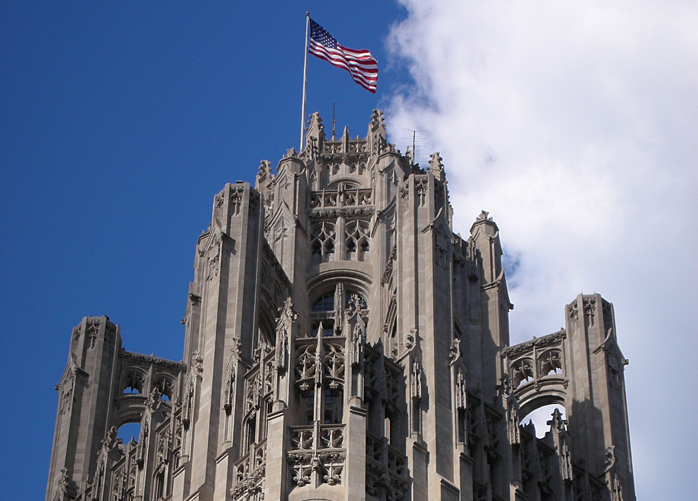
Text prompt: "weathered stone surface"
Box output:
[[46, 111, 635, 501]]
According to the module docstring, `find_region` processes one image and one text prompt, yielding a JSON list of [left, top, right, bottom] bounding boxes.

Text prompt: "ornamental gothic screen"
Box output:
[[47, 111, 635, 501]]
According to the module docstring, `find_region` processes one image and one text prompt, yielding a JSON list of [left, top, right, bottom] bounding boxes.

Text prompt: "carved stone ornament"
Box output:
[[411, 358, 422, 401], [102, 426, 122, 451], [602, 445, 617, 475], [59, 467, 75, 498], [205, 234, 221, 282], [415, 177, 428, 207], [455, 366, 467, 411], [584, 296, 597, 327], [308, 206, 374, 220], [275, 297, 297, 372], [351, 320, 366, 367], [146, 387, 162, 412], [559, 434, 573, 482], [476, 210, 492, 222], [381, 244, 397, 286], [58, 369, 76, 415], [506, 392, 520, 446], [86, 319, 100, 350], [257, 159, 273, 187], [224, 350, 237, 414], [119, 350, 187, 371], [399, 180, 409, 200], [230, 184, 245, 216], [611, 472, 625, 501], [428, 151, 445, 182], [192, 350, 204, 374], [501, 329, 566, 359], [449, 338, 461, 365]]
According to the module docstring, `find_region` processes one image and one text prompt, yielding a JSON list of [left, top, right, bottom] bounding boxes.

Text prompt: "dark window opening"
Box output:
[[312, 293, 334, 312]]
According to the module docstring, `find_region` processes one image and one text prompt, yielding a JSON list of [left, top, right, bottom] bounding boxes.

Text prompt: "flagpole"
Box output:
[[300, 12, 310, 152]]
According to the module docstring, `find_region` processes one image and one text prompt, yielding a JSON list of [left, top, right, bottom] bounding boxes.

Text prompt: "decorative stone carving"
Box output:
[[399, 180, 409, 200], [506, 391, 520, 446], [146, 387, 162, 412], [102, 426, 121, 451], [611, 473, 625, 501], [476, 210, 491, 222], [455, 366, 467, 410], [428, 151, 445, 182], [381, 243, 397, 286], [501, 329, 566, 359], [351, 321, 365, 367], [224, 350, 237, 414], [58, 369, 75, 415], [205, 233, 221, 281], [449, 338, 461, 364], [275, 297, 296, 372], [157, 427, 171, 466], [409, 358, 422, 402], [415, 177, 428, 207], [584, 296, 597, 327], [45, 111, 635, 501], [405, 328, 417, 351], [86, 319, 100, 350]]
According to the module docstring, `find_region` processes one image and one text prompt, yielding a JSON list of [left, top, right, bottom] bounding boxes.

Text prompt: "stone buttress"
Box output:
[[47, 111, 635, 501]]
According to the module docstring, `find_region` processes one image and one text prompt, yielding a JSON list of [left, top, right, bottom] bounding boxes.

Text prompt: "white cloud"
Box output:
[[385, 0, 698, 497]]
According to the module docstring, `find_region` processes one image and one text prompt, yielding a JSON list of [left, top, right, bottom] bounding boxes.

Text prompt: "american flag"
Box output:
[[308, 19, 378, 93]]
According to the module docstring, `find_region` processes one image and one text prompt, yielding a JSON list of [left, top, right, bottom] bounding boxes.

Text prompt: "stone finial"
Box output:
[[341, 125, 350, 153], [255, 160, 273, 191], [476, 210, 491, 222], [257, 160, 272, 180], [547, 407, 567, 433], [470, 210, 499, 235], [102, 426, 121, 451], [146, 387, 162, 412], [428, 152, 445, 181], [369, 109, 386, 135], [306, 112, 324, 140]]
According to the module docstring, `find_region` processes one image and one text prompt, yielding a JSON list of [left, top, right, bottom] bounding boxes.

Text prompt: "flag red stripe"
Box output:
[[309, 39, 378, 92], [309, 42, 378, 75], [310, 42, 378, 72]]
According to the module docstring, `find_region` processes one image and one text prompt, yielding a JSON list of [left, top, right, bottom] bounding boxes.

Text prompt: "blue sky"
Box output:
[[1, 1, 696, 499]]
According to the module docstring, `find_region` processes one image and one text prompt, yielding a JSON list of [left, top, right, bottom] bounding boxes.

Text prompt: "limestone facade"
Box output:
[[46, 111, 635, 501]]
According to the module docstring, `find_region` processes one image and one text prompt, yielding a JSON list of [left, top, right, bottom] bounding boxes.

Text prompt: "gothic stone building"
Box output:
[[47, 111, 635, 501]]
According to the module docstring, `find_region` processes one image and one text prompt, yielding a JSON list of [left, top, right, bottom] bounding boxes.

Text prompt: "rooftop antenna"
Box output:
[[332, 103, 336, 140], [401, 129, 428, 166]]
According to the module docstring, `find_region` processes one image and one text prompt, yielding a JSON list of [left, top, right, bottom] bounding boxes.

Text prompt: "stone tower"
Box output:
[[46, 111, 635, 501]]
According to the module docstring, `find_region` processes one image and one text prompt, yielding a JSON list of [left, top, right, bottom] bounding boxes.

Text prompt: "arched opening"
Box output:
[[345, 219, 370, 261], [117, 421, 141, 443], [244, 415, 256, 453], [153, 469, 165, 499], [122, 370, 145, 394], [520, 404, 566, 439], [310, 221, 335, 264], [539, 349, 563, 376], [384, 410, 400, 447], [152, 376, 174, 401]]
